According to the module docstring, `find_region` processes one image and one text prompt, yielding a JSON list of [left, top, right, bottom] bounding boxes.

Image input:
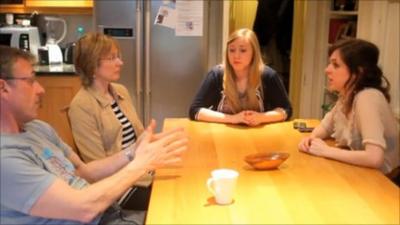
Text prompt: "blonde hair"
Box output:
[[223, 28, 264, 113], [74, 32, 120, 87]]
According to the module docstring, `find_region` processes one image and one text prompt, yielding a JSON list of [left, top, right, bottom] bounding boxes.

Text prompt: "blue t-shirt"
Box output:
[[0, 120, 99, 225]]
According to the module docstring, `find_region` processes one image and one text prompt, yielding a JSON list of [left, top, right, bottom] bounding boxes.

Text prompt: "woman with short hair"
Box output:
[[69, 32, 144, 163]]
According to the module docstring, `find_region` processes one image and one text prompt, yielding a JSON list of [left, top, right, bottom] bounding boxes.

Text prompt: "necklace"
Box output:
[[238, 91, 247, 99]]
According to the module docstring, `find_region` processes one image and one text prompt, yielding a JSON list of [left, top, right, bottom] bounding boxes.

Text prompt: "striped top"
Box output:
[[111, 100, 136, 149]]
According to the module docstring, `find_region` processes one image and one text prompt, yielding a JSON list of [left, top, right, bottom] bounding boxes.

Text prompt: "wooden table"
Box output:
[[146, 119, 399, 224]]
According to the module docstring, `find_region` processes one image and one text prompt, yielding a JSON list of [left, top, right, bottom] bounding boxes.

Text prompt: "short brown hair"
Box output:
[[74, 32, 120, 87], [0, 45, 35, 79]]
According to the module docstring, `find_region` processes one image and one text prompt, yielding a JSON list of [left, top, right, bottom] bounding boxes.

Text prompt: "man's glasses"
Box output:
[[3, 75, 37, 85]]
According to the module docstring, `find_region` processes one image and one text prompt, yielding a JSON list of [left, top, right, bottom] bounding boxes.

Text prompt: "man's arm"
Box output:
[[29, 122, 188, 223], [71, 146, 132, 183], [72, 122, 181, 183], [29, 162, 147, 223]]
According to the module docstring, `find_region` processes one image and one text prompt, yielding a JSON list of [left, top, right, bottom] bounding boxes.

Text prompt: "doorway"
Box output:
[[227, 0, 294, 93]]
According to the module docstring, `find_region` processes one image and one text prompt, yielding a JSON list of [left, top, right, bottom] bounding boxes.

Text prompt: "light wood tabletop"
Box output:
[[145, 118, 399, 224]]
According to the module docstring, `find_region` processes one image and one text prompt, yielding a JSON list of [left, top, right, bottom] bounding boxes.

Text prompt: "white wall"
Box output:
[[299, 0, 330, 119], [358, 0, 399, 117]]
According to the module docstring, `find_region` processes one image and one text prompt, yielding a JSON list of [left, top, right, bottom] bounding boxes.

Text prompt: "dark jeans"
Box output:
[[388, 167, 400, 187], [99, 185, 152, 225], [120, 186, 152, 211], [392, 174, 400, 187], [98, 204, 145, 225]]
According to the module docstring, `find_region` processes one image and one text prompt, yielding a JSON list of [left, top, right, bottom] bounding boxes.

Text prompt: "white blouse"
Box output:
[[321, 88, 399, 174]]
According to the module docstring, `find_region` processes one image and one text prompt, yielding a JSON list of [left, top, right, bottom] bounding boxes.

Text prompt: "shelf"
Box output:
[[330, 10, 358, 16], [323, 2, 359, 115]]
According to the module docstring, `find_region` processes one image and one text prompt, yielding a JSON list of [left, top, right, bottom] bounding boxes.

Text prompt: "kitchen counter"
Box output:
[[34, 64, 77, 75]]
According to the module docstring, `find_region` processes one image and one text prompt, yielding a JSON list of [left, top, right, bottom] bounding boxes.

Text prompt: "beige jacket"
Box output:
[[68, 83, 144, 162]]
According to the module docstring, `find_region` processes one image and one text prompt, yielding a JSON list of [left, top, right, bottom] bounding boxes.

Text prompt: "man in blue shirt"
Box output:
[[0, 46, 187, 225]]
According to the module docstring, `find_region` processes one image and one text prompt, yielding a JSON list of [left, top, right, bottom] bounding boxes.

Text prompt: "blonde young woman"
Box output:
[[189, 28, 292, 126], [298, 39, 399, 182]]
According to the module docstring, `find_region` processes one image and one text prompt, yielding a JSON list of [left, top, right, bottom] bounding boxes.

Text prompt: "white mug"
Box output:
[[207, 168, 239, 205]]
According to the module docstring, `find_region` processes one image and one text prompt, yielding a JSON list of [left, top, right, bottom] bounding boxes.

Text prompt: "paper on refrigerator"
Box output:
[[175, 0, 203, 36], [154, 5, 177, 29], [154, 0, 203, 37]]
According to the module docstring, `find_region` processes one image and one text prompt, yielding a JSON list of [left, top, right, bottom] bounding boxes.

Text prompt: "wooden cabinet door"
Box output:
[[36, 76, 81, 152], [25, 0, 92, 8], [0, 0, 23, 4], [0, 0, 24, 13], [0, 0, 92, 14]]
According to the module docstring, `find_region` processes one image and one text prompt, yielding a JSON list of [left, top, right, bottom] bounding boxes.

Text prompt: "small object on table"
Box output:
[[244, 152, 290, 170], [293, 121, 306, 129], [298, 127, 314, 133]]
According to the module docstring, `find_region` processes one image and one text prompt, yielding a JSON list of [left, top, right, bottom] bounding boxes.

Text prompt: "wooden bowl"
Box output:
[[244, 152, 290, 170]]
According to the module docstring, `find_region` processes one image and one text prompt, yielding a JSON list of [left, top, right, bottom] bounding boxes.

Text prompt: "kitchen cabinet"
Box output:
[[0, 0, 23, 4], [0, 0, 92, 14], [36, 75, 81, 152], [25, 0, 92, 8], [0, 1, 24, 13]]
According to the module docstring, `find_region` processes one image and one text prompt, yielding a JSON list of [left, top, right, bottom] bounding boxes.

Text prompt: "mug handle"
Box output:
[[207, 178, 215, 195]]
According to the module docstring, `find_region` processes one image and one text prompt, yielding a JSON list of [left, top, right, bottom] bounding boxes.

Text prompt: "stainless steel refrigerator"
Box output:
[[94, 0, 223, 130]]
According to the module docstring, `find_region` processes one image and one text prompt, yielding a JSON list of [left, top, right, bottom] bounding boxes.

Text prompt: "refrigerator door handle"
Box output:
[[144, 0, 151, 124], [136, 0, 144, 123]]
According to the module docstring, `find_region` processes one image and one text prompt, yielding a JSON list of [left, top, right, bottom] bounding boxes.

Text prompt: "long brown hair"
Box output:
[[223, 28, 264, 113], [329, 39, 391, 115]]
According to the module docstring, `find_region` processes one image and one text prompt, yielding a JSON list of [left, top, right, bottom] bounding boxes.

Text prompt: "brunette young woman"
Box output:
[[298, 39, 399, 183]]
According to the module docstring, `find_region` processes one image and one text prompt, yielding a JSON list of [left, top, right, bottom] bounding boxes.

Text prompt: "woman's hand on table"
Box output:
[[308, 138, 330, 157], [298, 136, 312, 152], [243, 109, 287, 126], [299, 137, 330, 157], [226, 111, 249, 125], [243, 110, 263, 126]]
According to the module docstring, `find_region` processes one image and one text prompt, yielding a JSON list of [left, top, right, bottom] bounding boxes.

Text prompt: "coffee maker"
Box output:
[[43, 16, 67, 64], [0, 26, 41, 58]]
